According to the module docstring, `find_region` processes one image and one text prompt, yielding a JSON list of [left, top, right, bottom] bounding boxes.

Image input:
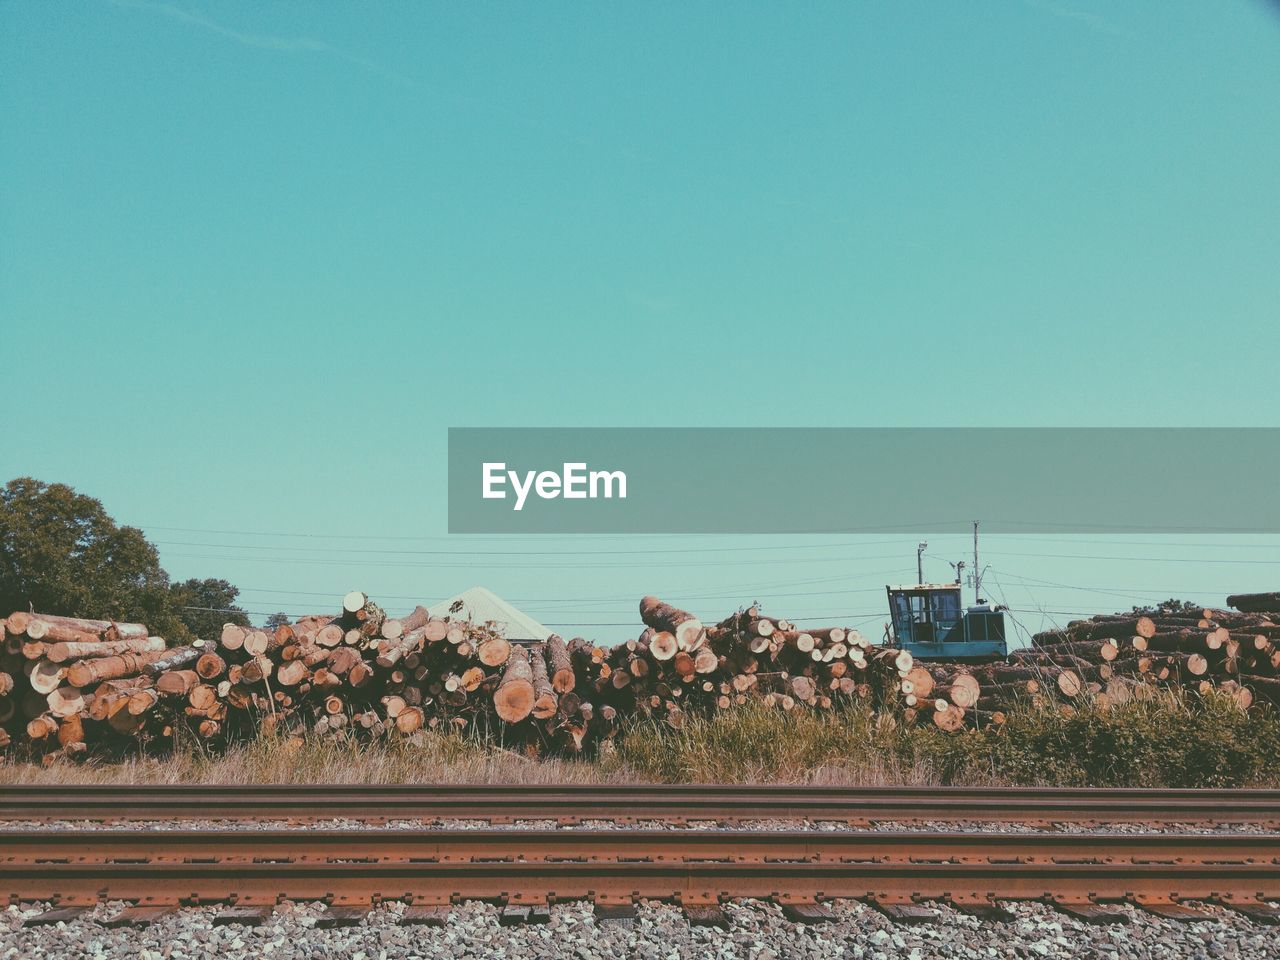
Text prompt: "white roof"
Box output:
[[427, 586, 553, 642]]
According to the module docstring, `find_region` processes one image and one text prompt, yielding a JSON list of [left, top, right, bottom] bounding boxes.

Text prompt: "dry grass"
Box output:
[[3, 695, 1276, 788], [0, 731, 634, 786], [0, 704, 947, 787]]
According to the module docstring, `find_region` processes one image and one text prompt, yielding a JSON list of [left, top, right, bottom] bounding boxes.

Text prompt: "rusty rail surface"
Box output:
[[2, 827, 1279, 914], [4, 784, 1280, 823]]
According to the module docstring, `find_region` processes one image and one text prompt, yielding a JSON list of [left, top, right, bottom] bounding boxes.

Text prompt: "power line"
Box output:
[[989, 518, 1272, 533], [152, 538, 917, 557], [180, 605, 891, 626], [231, 579, 912, 607], [994, 536, 1280, 550], [146, 520, 971, 541], [161, 551, 915, 569], [146, 520, 1280, 550], [986, 550, 1280, 565]]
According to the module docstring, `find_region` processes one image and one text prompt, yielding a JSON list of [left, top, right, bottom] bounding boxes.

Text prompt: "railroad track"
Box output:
[[5, 786, 1279, 927], [6, 783, 1280, 824], [3, 826, 1280, 924]]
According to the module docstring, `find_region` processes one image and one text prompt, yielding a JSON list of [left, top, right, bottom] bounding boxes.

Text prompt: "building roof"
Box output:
[[426, 586, 554, 642]]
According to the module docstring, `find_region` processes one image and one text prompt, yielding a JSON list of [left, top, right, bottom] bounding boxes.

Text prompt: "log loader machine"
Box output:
[[883, 523, 1008, 662]]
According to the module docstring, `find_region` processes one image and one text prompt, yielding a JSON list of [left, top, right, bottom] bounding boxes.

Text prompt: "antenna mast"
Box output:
[[972, 520, 981, 605]]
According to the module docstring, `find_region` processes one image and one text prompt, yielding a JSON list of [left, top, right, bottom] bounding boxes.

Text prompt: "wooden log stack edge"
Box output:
[[1, 589, 1277, 760]]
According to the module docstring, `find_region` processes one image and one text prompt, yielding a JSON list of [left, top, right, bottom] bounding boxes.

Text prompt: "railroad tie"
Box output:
[[593, 902, 638, 923], [1049, 899, 1129, 925], [865, 896, 937, 925], [102, 905, 177, 928], [779, 902, 837, 924], [22, 906, 90, 928], [400, 905, 451, 926], [1213, 896, 1280, 926], [499, 903, 551, 926], [683, 904, 729, 928], [212, 906, 272, 927], [946, 893, 1015, 922], [1131, 896, 1210, 921], [314, 904, 368, 928]]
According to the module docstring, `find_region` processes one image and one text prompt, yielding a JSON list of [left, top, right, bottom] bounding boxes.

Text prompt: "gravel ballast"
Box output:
[[4, 897, 1278, 960], [2, 817, 1275, 834]]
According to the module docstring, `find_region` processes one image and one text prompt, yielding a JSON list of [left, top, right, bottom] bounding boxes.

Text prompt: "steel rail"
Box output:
[[4, 784, 1279, 823], [5, 826, 1279, 914], [1, 827, 1273, 864]]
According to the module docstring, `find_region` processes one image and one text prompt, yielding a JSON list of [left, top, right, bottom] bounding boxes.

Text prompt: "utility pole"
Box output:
[[972, 520, 981, 605], [917, 541, 927, 585]]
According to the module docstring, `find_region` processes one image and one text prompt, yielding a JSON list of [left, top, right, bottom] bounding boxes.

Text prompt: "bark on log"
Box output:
[[66, 649, 168, 687], [1021, 638, 1119, 661], [46, 636, 166, 664], [1228, 592, 1280, 614], [528, 645, 558, 720], [142, 645, 203, 676], [639, 596, 704, 651], [15, 613, 147, 641], [1036, 616, 1157, 644], [494, 645, 535, 723], [23, 620, 99, 644], [398, 605, 431, 634], [546, 634, 575, 693]]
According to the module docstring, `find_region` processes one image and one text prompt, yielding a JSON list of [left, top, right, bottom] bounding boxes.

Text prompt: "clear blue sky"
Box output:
[[2, 2, 1278, 643]]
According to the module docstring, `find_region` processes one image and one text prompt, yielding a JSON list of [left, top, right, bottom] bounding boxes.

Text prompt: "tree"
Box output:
[[264, 611, 292, 632], [1128, 599, 1202, 618], [168, 577, 249, 642], [0, 477, 245, 644]]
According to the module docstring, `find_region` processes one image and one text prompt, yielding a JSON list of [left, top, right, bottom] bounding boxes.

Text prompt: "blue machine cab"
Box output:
[[885, 582, 1007, 662]]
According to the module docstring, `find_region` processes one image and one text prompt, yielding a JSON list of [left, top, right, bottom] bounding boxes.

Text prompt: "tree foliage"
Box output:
[[264, 611, 292, 631], [168, 577, 249, 641], [0, 477, 246, 644], [1127, 598, 1203, 618]]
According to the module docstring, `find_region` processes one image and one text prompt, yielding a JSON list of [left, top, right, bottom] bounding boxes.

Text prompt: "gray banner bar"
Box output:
[[448, 428, 1280, 533]]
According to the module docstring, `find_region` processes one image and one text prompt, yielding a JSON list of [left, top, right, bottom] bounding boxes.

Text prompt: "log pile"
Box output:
[[2, 589, 1278, 760], [592, 598, 917, 737], [0, 611, 204, 762], [1007, 595, 1280, 717]]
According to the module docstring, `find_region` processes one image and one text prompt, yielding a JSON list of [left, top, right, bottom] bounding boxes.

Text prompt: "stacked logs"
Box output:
[[0, 593, 915, 757], [1010, 595, 1280, 717], [590, 597, 917, 735], [3, 590, 1278, 759], [0, 611, 207, 761], [872, 594, 1280, 729]]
